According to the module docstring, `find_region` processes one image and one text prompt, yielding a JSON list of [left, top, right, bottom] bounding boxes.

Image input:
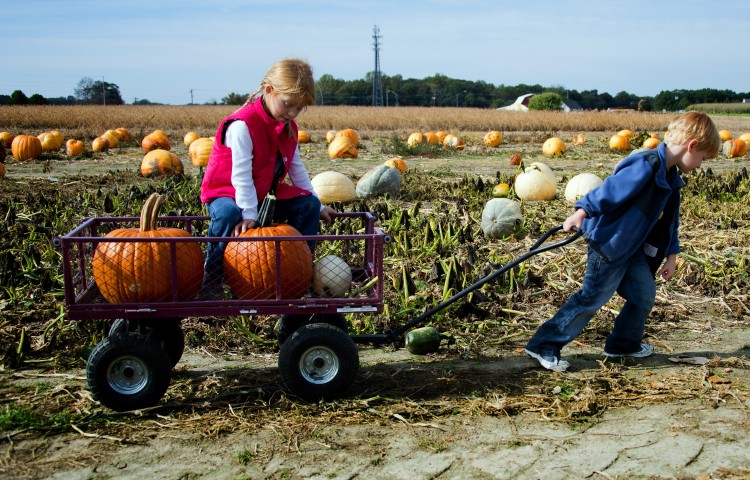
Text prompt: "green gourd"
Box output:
[[405, 326, 442, 355], [481, 198, 523, 239], [355, 164, 401, 197]]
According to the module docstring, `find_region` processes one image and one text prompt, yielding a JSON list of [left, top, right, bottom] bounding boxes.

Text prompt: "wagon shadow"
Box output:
[[168, 345, 750, 411], [168, 351, 554, 409]]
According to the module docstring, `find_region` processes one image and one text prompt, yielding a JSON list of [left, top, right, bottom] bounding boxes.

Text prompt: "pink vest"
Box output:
[[200, 98, 311, 204]]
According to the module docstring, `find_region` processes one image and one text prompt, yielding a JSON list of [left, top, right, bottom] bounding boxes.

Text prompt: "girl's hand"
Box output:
[[233, 219, 257, 236], [319, 206, 336, 224]]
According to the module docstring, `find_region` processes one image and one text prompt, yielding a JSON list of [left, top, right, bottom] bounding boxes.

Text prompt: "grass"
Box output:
[[0, 105, 681, 140], [688, 103, 750, 115], [0, 405, 76, 431]]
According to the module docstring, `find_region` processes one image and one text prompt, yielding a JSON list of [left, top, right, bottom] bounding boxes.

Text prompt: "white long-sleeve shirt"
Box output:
[[226, 120, 317, 221]]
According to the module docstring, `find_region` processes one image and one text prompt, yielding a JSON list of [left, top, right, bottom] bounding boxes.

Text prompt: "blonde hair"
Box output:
[[664, 111, 721, 159], [244, 58, 316, 107]]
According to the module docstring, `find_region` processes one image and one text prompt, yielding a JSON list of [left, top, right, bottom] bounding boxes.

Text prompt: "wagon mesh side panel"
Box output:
[[59, 213, 385, 313]]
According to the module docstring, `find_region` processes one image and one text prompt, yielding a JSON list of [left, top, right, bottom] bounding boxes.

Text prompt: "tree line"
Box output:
[[2, 74, 748, 111]]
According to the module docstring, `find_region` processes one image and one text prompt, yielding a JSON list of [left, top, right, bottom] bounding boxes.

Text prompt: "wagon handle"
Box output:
[[529, 225, 582, 252], [367, 225, 583, 343]]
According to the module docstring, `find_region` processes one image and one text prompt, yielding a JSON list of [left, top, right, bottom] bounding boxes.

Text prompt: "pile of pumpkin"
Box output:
[[482, 156, 603, 240], [0, 128, 134, 161], [719, 130, 750, 158], [92, 192, 354, 304], [139, 130, 215, 178]]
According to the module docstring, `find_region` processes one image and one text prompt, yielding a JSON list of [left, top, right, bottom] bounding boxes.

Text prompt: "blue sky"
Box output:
[[3, 0, 748, 105]]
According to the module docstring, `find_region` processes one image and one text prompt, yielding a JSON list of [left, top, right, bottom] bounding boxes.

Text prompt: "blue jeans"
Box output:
[[203, 195, 321, 282], [525, 246, 655, 357]]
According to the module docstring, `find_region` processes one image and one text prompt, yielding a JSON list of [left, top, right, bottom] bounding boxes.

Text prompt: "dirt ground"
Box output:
[[3, 315, 750, 480], [3, 125, 750, 479]]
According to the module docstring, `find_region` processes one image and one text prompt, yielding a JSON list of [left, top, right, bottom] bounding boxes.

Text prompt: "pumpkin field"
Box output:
[[2, 106, 750, 479]]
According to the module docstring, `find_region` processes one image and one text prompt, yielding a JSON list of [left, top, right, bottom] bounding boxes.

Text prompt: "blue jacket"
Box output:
[[574, 142, 683, 264]]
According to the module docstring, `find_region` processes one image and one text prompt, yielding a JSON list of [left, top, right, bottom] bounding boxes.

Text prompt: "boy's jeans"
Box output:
[[203, 195, 321, 284], [525, 246, 656, 357]]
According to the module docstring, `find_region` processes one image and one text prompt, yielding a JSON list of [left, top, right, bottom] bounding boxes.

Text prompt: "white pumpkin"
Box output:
[[527, 161, 554, 179], [481, 198, 523, 239], [514, 165, 557, 201], [564, 173, 603, 204], [311, 171, 357, 204], [312, 255, 353, 297]]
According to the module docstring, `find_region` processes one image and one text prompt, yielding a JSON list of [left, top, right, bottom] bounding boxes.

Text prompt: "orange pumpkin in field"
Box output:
[[642, 137, 660, 149], [328, 136, 358, 159], [723, 139, 748, 158], [423, 132, 440, 145], [223, 223, 313, 300], [101, 130, 120, 148], [141, 149, 183, 177], [92, 137, 110, 152], [188, 137, 214, 168], [609, 134, 631, 152], [483, 131, 503, 147], [66, 139, 86, 156], [297, 130, 311, 143], [719, 130, 733, 142], [115, 127, 132, 142], [183, 131, 200, 147], [407, 132, 428, 147], [142, 130, 171, 152], [0, 132, 15, 149], [542, 137, 566, 156], [11, 135, 43, 161], [92, 193, 204, 303], [384, 157, 407, 173], [45, 130, 64, 150], [335, 128, 359, 148], [572, 133, 586, 146], [39, 132, 61, 152], [617, 129, 634, 139]]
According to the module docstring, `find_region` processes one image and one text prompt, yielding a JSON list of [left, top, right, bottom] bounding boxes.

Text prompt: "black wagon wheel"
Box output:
[[109, 318, 185, 368], [276, 313, 348, 346], [86, 332, 172, 412], [278, 322, 359, 402]]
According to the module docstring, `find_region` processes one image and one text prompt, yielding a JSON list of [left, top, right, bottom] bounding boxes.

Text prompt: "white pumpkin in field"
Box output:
[[481, 198, 523, 239], [564, 173, 603, 203], [311, 171, 357, 204], [527, 161, 554, 179], [312, 255, 353, 297], [514, 164, 557, 201]]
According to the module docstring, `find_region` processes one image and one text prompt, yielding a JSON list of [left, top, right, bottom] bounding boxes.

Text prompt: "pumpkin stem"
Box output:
[[139, 193, 164, 233], [257, 194, 276, 228]]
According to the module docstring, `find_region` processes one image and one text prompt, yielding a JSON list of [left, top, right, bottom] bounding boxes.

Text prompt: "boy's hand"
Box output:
[[563, 208, 587, 232], [657, 254, 678, 280]]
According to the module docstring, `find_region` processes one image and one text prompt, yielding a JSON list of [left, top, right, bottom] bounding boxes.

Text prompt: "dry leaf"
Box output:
[[668, 356, 709, 365]]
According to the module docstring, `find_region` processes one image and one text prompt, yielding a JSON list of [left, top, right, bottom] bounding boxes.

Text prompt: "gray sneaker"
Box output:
[[524, 349, 570, 372], [604, 343, 654, 358]]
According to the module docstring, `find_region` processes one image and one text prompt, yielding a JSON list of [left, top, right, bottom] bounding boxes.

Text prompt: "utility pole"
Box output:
[[372, 25, 384, 106], [102, 76, 106, 106], [190, 89, 194, 105]]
